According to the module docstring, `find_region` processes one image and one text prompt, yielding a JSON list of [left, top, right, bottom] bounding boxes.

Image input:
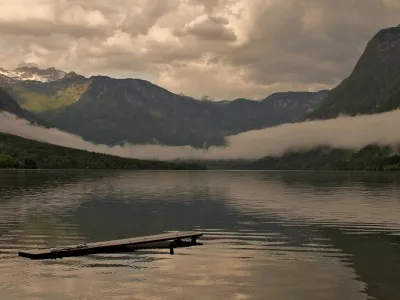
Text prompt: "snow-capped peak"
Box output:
[[0, 66, 67, 82]]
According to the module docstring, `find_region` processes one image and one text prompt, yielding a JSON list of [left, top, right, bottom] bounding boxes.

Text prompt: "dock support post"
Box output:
[[169, 246, 174, 255]]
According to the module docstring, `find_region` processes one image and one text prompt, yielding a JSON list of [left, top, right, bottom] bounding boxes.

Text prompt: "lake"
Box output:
[[0, 170, 400, 300]]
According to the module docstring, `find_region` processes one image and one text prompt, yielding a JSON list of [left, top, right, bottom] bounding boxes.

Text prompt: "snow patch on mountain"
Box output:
[[0, 67, 67, 82]]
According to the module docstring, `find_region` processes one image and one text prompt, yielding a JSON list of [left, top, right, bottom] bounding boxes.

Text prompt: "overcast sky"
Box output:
[[1, 0, 400, 100]]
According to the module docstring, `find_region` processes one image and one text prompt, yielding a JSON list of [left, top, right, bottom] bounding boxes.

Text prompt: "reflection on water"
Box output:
[[0, 170, 400, 300]]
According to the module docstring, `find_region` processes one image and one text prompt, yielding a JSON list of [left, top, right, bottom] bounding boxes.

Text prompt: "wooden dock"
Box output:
[[18, 231, 203, 260]]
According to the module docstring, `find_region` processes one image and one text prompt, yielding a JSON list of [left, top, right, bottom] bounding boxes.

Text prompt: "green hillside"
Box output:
[[0, 133, 206, 170], [0, 86, 50, 127], [238, 146, 400, 171], [10, 74, 89, 112]]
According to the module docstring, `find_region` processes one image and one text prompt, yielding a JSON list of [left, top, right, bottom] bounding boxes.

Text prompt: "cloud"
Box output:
[[0, 0, 400, 99], [1, 110, 400, 161], [181, 15, 237, 41]]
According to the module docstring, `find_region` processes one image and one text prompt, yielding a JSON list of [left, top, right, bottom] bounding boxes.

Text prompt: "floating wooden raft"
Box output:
[[18, 231, 203, 260]]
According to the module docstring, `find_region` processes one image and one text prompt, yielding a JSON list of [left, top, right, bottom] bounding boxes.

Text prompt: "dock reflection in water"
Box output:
[[0, 170, 399, 300]]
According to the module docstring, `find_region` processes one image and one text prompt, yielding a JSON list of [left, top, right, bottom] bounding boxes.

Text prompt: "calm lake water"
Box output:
[[0, 170, 400, 300]]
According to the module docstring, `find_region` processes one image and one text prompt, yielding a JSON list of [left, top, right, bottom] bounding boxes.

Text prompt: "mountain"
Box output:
[[309, 26, 400, 119], [242, 25, 400, 171], [0, 132, 206, 170], [0, 66, 67, 83], [0, 70, 328, 147], [39, 84, 328, 147], [0, 82, 205, 170]]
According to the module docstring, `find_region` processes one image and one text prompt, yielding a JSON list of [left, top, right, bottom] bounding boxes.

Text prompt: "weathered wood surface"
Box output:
[[18, 231, 203, 260]]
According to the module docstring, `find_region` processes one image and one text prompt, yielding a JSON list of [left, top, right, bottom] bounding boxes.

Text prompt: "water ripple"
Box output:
[[0, 170, 399, 300]]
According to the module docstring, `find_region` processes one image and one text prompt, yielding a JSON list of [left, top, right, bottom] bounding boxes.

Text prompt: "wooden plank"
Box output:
[[18, 231, 203, 260]]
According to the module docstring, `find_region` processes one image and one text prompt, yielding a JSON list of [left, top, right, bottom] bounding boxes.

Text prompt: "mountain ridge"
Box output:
[[0, 65, 329, 103], [0, 67, 328, 147]]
